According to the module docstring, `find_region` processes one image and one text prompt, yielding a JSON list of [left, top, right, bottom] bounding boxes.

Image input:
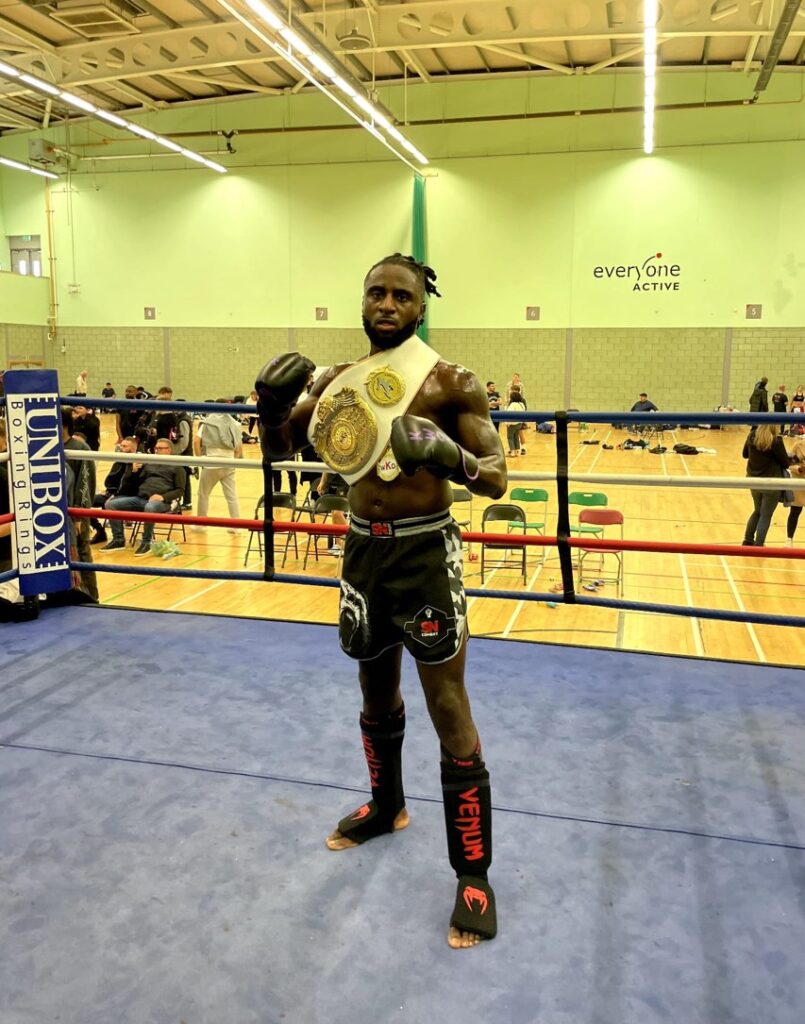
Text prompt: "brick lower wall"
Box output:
[[1, 323, 801, 412]]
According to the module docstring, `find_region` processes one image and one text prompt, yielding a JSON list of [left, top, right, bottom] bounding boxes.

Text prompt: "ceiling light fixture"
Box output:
[[222, 0, 428, 170], [0, 61, 227, 173], [0, 155, 59, 180], [643, 0, 658, 155]]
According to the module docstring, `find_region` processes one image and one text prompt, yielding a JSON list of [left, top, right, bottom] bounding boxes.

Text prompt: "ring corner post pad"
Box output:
[[4, 368, 74, 597], [553, 409, 577, 604]]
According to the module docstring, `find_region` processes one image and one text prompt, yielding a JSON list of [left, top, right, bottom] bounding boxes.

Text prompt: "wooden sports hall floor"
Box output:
[[88, 420, 804, 668]]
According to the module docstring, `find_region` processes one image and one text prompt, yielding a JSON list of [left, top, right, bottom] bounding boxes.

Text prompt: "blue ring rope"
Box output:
[[59, 394, 802, 427], [72, 562, 804, 628]]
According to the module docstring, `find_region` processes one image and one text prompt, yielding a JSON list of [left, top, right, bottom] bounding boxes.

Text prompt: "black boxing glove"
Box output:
[[255, 352, 316, 427], [390, 414, 479, 485]]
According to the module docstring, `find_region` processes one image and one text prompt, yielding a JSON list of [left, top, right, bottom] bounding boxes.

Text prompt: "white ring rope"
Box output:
[[63, 449, 795, 493]]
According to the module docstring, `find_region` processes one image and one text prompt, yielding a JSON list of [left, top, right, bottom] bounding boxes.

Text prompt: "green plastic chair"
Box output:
[[567, 491, 609, 538], [508, 487, 548, 565]]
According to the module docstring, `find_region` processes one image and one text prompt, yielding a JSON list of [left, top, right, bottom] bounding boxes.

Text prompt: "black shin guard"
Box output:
[[361, 705, 406, 816], [441, 745, 497, 939], [337, 705, 406, 843], [441, 745, 492, 879]]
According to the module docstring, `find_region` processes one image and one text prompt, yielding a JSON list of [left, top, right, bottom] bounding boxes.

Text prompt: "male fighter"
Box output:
[[256, 254, 507, 948]]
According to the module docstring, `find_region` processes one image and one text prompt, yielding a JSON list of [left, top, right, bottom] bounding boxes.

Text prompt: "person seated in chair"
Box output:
[[103, 439, 186, 556], [89, 436, 141, 544], [629, 392, 658, 433], [630, 392, 658, 413]]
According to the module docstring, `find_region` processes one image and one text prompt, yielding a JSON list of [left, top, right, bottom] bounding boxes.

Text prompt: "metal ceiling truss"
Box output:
[[0, 0, 802, 134]]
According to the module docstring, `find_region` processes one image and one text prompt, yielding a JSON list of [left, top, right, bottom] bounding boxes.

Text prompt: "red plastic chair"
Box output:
[[576, 509, 624, 595]]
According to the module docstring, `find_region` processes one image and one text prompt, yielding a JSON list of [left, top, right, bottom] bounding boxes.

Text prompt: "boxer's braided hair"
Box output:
[[368, 253, 442, 298]]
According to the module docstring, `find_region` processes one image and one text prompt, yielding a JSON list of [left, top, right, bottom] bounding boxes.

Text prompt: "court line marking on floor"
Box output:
[[584, 429, 612, 474], [167, 579, 228, 611], [502, 560, 547, 638], [678, 553, 705, 656], [101, 556, 210, 604], [720, 555, 766, 662], [5, 740, 803, 852], [678, 436, 692, 479]]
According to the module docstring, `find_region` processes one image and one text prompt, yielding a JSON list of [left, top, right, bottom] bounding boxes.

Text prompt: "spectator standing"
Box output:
[[784, 440, 805, 547], [72, 404, 101, 451], [147, 387, 194, 506], [749, 377, 769, 413], [486, 381, 501, 433], [194, 402, 243, 530], [771, 385, 788, 414], [505, 374, 528, 452], [505, 386, 527, 457], [741, 423, 789, 547], [116, 385, 142, 443], [75, 370, 88, 395]]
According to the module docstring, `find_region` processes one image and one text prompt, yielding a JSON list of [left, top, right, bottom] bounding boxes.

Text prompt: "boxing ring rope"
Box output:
[[4, 386, 804, 631]]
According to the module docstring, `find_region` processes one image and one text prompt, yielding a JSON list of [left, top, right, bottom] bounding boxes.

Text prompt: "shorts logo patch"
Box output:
[[404, 605, 455, 648]]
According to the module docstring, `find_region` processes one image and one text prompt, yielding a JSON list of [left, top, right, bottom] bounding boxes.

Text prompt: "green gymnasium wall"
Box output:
[[0, 274, 48, 326], [1, 71, 803, 409]]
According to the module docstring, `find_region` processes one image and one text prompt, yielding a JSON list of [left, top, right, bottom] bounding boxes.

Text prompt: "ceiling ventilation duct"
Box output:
[[49, 0, 143, 38]]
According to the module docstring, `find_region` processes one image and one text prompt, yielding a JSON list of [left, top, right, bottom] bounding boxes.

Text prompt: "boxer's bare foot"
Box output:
[[325, 807, 410, 850], [448, 926, 484, 949]]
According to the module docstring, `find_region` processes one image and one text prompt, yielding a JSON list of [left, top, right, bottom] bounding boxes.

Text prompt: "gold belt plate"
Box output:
[[312, 387, 378, 474], [365, 366, 406, 407]]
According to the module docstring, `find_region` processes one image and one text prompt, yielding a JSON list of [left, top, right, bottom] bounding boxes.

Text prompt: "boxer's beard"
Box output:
[[362, 315, 419, 350]]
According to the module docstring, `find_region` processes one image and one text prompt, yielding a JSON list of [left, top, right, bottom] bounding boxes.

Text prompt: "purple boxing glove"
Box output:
[[390, 414, 479, 485], [255, 353, 316, 427]]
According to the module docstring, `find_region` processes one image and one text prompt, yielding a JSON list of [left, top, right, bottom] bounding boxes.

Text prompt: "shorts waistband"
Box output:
[[349, 510, 452, 538]]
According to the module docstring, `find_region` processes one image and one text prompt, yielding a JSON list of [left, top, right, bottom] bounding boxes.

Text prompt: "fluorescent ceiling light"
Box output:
[[95, 109, 128, 128], [0, 61, 227, 173], [643, 0, 658, 154], [20, 73, 60, 96], [156, 137, 184, 153], [278, 27, 312, 57], [332, 75, 356, 98], [221, 0, 428, 170], [127, 123, 157, 140], [244, 0, 283, 30], [307, 53, 336, 79], [0, 155, 58, 179], [60, 91, 96, 113]]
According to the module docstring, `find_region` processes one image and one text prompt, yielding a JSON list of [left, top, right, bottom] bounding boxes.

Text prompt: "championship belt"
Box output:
[[309, 336, 440, 485], [312, 387, 377, 476]]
